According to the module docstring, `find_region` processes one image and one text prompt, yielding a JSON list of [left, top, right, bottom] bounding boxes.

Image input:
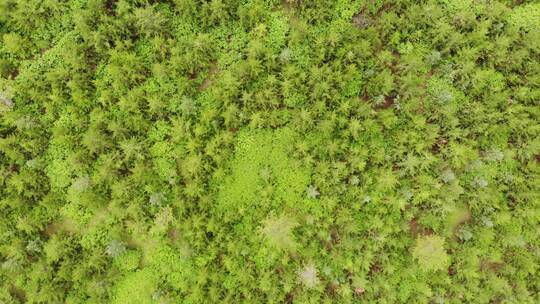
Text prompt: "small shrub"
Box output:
[[412, 235, 450, 271]]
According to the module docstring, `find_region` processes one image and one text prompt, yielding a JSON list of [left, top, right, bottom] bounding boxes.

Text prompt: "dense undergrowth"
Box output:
[[0, 0, 539, 303]]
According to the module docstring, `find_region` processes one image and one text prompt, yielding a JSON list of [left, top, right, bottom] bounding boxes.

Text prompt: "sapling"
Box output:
[[298, 264, 320, 289], [441, 168, 456, 184], [472, 176, 488, 188], [105, 240, 126, 258], [0, 91, 13, 108], [260, 214, 298, 251], [306, 185, 320, 199], [426, 50, 442, 66]]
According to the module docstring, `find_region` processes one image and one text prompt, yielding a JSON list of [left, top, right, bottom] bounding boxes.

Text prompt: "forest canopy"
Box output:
[[0, 0, 539, 303]]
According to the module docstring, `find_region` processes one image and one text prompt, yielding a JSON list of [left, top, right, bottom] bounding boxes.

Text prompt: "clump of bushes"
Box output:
[[0, 1, 538, 303]]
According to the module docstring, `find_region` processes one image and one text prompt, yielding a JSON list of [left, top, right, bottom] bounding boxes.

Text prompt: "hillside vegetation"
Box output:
[[0, 0, 539, 303]]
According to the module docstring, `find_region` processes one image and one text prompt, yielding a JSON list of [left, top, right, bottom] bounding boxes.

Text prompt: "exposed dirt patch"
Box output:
[[168, 228, 180, 242], [43, 222, 61, 236], [353, 3, 396, 28], [409, 217, 421, 236], [480, 260, 504, 272], [352, 13, 371, 29], [9, 68, 19, 79], [507, 194, 518, 210], [375, 95, 395, 110], [198, 63, 219, 91], [368, 260, 382, 277], [325, 281, 339, 295], [330, 227, 341, 244], [431, 137, 448, 154], [321, 227, 341, 251], [409, 217, 434, 237], [281, 0, 297, 13], [42, 218, 79, 237], [284, 289, 297, 304], [448, 265, 456, 276], [9, 285, 26, 303]]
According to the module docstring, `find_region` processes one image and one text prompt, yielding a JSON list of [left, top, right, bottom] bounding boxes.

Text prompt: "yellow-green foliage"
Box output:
[[114, 250, 141, 271], [0, 0, 539, 303], [508, 3, 540, 32], [216, 128, 310, 218], [412, 235, 450, 271], [260, 213, 299, 251], [112, 269, 159, 304]]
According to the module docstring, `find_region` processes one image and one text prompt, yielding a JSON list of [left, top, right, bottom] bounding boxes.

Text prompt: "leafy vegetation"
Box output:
[[0, 0, 539, 303]]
